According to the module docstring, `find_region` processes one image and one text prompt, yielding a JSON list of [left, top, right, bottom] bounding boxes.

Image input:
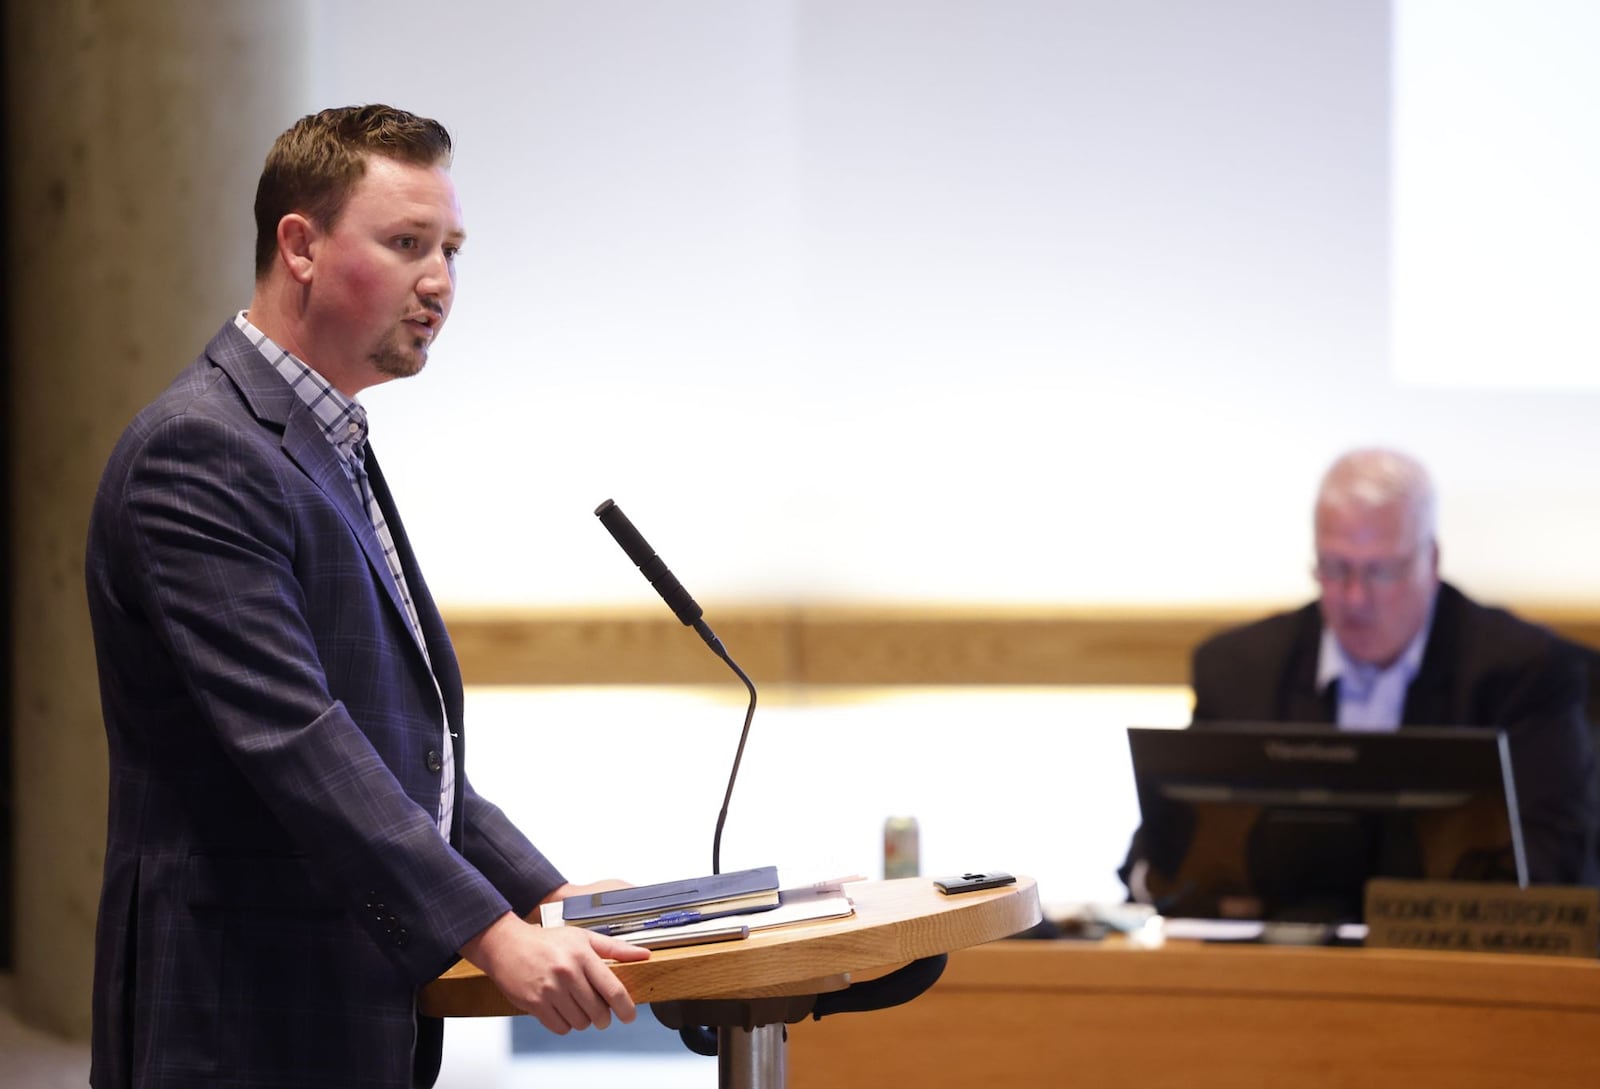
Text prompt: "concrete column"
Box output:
[[5, 0, 308, 1037]]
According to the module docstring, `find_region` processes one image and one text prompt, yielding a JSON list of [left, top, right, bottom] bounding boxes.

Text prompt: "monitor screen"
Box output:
[[1127, 723, 1528, 924]]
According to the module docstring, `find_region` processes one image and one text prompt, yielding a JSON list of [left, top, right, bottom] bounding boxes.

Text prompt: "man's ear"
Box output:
[[277, 214, 317, 284]]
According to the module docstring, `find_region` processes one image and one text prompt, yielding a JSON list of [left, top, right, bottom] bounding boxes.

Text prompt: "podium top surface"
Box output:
[[420, 874, 1041, 1018]]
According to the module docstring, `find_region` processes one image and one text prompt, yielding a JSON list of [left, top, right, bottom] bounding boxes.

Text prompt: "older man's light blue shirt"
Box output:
[[1316, 594, 1437, 731]]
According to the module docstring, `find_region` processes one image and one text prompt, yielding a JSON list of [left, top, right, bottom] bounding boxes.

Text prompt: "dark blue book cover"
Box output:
[[560, 865, 781, 926]]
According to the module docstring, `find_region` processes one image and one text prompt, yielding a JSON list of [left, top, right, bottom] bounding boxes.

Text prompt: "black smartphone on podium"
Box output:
[[933, 872, 1016, 895]]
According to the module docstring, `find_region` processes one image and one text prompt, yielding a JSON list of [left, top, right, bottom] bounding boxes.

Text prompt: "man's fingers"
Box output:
[[529, 950, 634, 1032], [583, 934, 642, 1022], [489, 924, 642, 1034], [533, 998, 579, 1036], [538, 980, 606, 1035], [567, 987, 610, 1033], [569, 966, 617, 1030], [583, 957, 637, 1024]]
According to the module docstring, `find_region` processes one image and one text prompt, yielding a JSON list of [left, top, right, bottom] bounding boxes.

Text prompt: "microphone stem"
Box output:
[[699, 618, 757, 875]]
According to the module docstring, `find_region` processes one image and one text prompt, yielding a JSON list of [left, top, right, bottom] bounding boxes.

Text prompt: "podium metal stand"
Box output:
[[421, 876, 1040, 1089]]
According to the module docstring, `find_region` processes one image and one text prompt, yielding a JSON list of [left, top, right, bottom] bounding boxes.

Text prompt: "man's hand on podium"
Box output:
[[458, 906, 650, 1035]]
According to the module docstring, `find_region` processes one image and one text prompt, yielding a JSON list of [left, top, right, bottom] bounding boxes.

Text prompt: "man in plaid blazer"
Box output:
[[84, 105, 647, 1089]]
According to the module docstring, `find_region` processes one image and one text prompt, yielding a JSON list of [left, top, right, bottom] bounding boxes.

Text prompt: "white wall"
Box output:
[[299, 0, 1600, 613], [294, 0, 1600, 909], [1393, 0, 1600, 390], [464, 684, 1192, 907]]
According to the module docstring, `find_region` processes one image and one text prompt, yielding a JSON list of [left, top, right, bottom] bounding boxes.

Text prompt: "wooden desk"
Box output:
[[787, 934, 1600, 1088], [422, 877, 1041, 1089]]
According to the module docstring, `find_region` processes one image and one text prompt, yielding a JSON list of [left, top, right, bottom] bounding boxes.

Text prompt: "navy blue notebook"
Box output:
[[560, 865, 781, 928]]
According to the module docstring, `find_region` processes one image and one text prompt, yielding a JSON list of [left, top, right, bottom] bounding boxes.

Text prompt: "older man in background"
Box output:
[[1123, 447, 1599, 902]]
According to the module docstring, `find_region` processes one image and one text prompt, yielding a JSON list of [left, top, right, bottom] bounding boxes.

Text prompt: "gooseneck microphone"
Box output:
[[598, 500, 947, 1058], [594, 499, 757, 875]]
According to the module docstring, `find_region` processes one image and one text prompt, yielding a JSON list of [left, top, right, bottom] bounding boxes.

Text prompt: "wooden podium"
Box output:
[[421, 875, 1040, 1089]]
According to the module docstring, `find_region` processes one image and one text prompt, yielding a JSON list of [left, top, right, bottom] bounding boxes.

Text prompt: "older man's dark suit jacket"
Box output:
[[1175, 582, 1599, 888], [85, 321, 563, 1089]]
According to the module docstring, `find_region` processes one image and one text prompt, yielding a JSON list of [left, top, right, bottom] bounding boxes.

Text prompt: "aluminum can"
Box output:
[[883, 815, 920, 878]]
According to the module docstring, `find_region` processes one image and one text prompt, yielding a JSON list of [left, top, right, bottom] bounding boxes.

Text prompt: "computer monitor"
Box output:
[[1127, 723, 1528, 924]]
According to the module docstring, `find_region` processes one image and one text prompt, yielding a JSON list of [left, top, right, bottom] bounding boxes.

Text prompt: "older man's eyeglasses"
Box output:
[[1313, 553, 1418, 588]]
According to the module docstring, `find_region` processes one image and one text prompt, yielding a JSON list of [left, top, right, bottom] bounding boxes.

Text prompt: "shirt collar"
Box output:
[[233, 310, 368, 457], [1316, 588, 1438, 695]]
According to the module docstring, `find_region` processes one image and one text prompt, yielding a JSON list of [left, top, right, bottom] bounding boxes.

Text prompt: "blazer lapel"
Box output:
[[206, 324, 427, 669], [1402, 584, 1463, 726], [279, 415, 400, 588]]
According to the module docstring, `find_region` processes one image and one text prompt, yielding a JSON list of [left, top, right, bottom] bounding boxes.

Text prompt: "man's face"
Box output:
[[307, 156, 464, 391], [1314, 498, 1439, 669]]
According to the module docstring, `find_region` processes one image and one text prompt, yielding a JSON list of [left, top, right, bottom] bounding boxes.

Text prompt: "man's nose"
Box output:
[[419, 250, 454, 303], [1337, 575, 1374, 607]]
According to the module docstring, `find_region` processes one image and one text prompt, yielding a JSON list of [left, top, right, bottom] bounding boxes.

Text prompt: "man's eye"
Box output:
[[444, 244, 462, 261], [396, 237, 418, 250]]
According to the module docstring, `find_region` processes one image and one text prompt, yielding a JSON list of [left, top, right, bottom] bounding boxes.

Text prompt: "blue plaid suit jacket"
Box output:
[[86, 321, 564, 1088]]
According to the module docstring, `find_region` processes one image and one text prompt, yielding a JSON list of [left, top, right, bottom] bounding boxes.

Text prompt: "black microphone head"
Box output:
[[594, 498, 704, 626], [595, 498, 651, 567]]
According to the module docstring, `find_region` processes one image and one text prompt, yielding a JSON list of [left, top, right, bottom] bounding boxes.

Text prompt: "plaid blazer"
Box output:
[[86, 321, 564, 1088]]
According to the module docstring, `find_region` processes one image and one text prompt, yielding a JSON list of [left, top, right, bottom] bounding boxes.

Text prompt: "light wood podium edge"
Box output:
[[419, 877, 1042, 1018]]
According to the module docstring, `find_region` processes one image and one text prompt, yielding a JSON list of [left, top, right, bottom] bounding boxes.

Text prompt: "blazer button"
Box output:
[[425, 749, 443, 773]]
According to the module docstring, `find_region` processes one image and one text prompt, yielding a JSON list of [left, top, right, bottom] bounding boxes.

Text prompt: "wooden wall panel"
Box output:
[[442, 605, 1600, 687]]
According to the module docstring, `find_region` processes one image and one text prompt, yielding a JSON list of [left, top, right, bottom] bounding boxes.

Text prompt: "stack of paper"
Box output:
[[542, 873, 859, 946]]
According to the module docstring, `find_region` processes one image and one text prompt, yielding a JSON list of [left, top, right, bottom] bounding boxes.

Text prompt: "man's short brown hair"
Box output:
[[253, 104, 453, 278]]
